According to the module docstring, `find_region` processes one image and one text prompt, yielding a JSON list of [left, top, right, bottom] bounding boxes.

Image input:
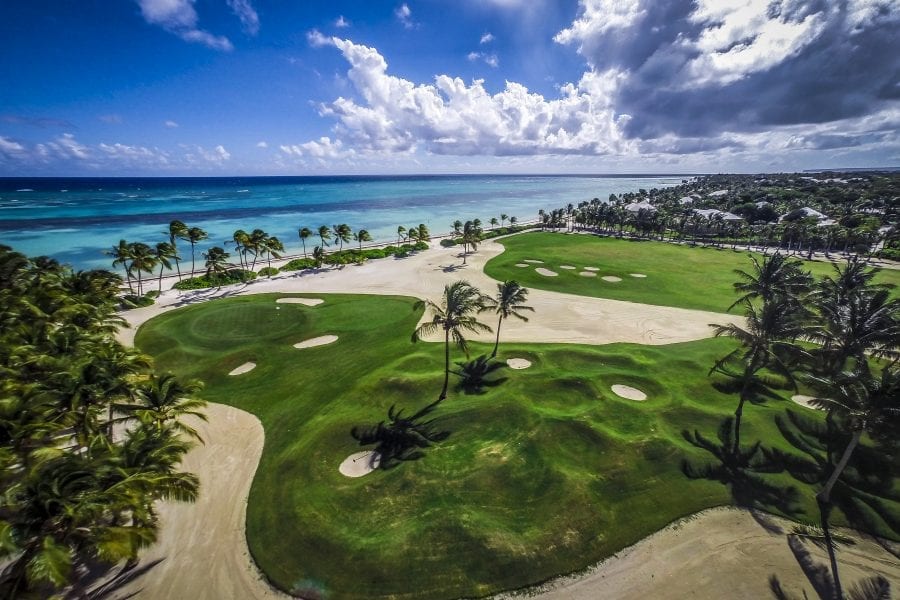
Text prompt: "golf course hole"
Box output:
[[602, 276, 623, 283], [506, 358, 532, 369], [629, 273, 648, 278], [294, 335, 339, 349], [339, 451, 381, 477], [579, 271, 597, 277], [535, 268, 558, 277], [514, 263, 529, 268], [611, 384, 647, 401], [791, 395, 825, 410], [277, 297, 324, 306], [228, 362, 256, 376], [559, 265, 576, 270], [523, 259, 544, 264]]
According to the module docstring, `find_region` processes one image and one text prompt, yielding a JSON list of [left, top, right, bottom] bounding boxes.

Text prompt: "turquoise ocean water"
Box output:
[[0, 175, 685, 271]]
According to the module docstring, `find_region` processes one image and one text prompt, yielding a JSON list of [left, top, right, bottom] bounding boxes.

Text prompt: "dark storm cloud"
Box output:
[[561, 0, 900, 142]]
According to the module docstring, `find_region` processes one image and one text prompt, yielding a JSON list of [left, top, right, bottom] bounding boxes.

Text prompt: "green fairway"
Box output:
[[483, 232, 900, 313], [136, 293, 900, 599]]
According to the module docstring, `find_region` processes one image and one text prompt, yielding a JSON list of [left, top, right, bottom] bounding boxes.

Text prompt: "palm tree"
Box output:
[[120, 373, 207, 441], [167, 220, 188, 281], [229, 229, 250, 270], [334, 223, 352, 252], [181, 226, 208, 276], [153, 241, 177, 293], [452, 220, 463, 236], [417, 223, 430, 242], [397, 225, 406, 245], [500, 213, 508, 227], [407, 226, 419, 244], [729, 253, 812, 310], [411, 281, 492, 401], [489, 217, 499, 230], [247, 229, 268, 270], [106, 239, 134, 293], [509, 216, 518, 227], [482, 280, 534, 357], [354, 228, 372, 250], [461, 220, 481, 264], [264, 236, 285, 273], [317, 225, 331, 249], [203, 246, 230, 278], [298, 227, 313, 258], [128, 242, 156, 296], [312, 245, 326, 268]]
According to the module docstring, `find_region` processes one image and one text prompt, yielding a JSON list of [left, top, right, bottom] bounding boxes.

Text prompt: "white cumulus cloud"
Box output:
[[395, 3, 415, 28]]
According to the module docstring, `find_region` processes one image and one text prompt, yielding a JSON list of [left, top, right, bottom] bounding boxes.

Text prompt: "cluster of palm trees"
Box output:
[[706, 254, 899, 598], [352, 280, 533, 467], [228, 228, 285, 273], [0, 245, 206, 597]]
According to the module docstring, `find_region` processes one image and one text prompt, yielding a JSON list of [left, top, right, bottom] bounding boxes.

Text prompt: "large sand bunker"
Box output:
[[293, 335, 338, 349], [228, 362, 256, 376], [611, 385, 647, 401], [535, 268, 558, 277], [339, 450, 381, 477], [276, 297, 324, 306]]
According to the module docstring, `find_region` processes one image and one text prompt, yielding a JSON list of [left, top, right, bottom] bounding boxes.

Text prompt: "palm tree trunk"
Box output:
[[491, 315, 503, 358], [137, 268, 143, 296], [190, 243, 197, 277], [174, 249, 182, 281], [302, 239, 307, 258], [440, 329, 450, 401], [818, 429, 862, 504], [158, 264, 164, 292], [818, 500, 845, 600]]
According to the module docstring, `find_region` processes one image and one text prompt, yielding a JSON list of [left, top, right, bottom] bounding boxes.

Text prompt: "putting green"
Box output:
[[136, 293, 900, 599], [484, 233, 900, 313]]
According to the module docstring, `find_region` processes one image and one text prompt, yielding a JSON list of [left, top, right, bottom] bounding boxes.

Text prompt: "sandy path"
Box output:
[[116, 238, 732, 347]]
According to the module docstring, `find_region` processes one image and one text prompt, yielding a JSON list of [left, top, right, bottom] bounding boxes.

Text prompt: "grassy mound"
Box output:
[[136, 293, 900, 599], [484, 233, 900, 312]]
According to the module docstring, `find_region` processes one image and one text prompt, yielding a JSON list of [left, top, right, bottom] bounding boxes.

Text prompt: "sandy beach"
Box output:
[[108, 238, 899, 600]]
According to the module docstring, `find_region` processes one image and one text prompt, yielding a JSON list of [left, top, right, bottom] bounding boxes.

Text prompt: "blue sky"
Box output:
[[1, 0, 898, 176]]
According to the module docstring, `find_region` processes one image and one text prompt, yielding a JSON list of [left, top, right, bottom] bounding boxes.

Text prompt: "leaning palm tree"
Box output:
[[334, 224, 352, 252], [153, 241, 177, 293], [106, 239, 134, 293], [229, 229, 250, 270], [397, 225, 407, 245], [264, 236, 285, 273], [354, 228, 372, 250], [298, 227, 313, 258], [317, 225, 331, 249], [167, 220, 188, 281], [461, 220, 481, 264], [128, 242, 156, 296], [483, 280, 534, 357], [181, 226, 208, 276], [203, 246, 230, 278], [500, 213, 508, 227], [490, 217, 499, 230], [417, 223, 430, 242], [312, 245, 326, 268], [411, 281, 492, 401]]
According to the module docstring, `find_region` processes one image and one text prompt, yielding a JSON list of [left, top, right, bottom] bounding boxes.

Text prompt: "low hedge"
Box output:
[[257, 266, 279, 277], [280, 241, 430, 272], [172, 269, 257, 290]]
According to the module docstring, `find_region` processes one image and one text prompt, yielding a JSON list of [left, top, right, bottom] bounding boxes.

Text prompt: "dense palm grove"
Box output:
[[0, 245, 205, 598], [537, 172, 899, 261]]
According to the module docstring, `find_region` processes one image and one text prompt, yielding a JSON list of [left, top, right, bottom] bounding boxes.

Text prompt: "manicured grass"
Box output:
[[136, 293, 900, 599], [484, 232, 900, 313]]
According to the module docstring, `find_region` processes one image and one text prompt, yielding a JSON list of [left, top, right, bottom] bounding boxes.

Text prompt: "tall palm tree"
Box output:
[[167, 220, 188, 281], [229, 229, 250, 270], [334, 224, 352, 251], [461, 220, 481, 264], [489, 217, 499, 230], [729, 253, 812, 310], [247, 229, 268, 270], [509, 216, 518, 227], [397, 225, 406, 245], [298, 227, 313, 258], [264, 236, 285, 273], [317, 225, 331, 249], [119, 373, 207, 441], [411, 281, 492, 401], [203, 246, 230, 278], [128, 242, 156, 296], [354, 228, 372, 249], [407, 225, 419, 244], [452, 220, 463, 236], [153, 241, 177, 293], [482, 280, 534, 357], [417, 223, 430, 242], [500, 213, 508, 227], [312, 245, 326, 268], [106, 239, 134, 293], [181, 226, 208, 276]]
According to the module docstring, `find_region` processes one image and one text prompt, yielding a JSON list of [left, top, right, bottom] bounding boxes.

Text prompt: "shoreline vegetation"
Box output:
[[1, 170, 898, 599]]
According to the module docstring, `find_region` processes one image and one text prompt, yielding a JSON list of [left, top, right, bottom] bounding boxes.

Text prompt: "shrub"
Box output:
[[440, 239, 457, 247], [876, 248, 900, 262], [173, 269, 257, 290], [281, 258, 316, 271], [119, 293, 155, 309], [257, 266, 279, 277], [413, 240, 429, 251]]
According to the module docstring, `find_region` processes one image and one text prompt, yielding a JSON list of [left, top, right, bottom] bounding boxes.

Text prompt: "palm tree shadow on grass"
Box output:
[[453, 354, 508, 395], [681, 417, 803, 515], [351, 398, 451, 470]]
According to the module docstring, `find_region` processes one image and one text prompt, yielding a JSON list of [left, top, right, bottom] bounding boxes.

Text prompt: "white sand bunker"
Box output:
[[560, 265, 577, 270], [629, 273, 648, 278], [523, 259, 544, 264], [535, 268, 558, 277], [602, 276, 623, 283], [228, 362, 256, 376], [276, 297, 324, 306], [791, 395, 826, 410], [583, 267, 600, 272], [293, 335, 338, 349], [611, 385, 647, 401], [506, 358, 532, 369], [579, 271, 598, 277], [339, 451, 381, 477], [515, 263, 530, 268]]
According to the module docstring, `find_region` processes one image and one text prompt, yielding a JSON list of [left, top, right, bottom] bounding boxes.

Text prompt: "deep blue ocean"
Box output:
[[0, 175, 686, 270]]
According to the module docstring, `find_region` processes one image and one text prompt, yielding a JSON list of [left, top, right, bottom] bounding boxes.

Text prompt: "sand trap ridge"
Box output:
[[611, 384, 647, 401], [579, 271, 597, 277], [506, 358, 532, 369], [523, 259, 544, 264], [559, 265, 576, 270], [629, 273, 648, 278], [791, 395, 826, 410], [602, 276, 623, 283], [515, 263, 529, 268], [228, 362, 256, 376], [535, 268, 558, 277], [276, 297, 324, 306], [293, 335, 338, 349], [339, 450, 381, 477]]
